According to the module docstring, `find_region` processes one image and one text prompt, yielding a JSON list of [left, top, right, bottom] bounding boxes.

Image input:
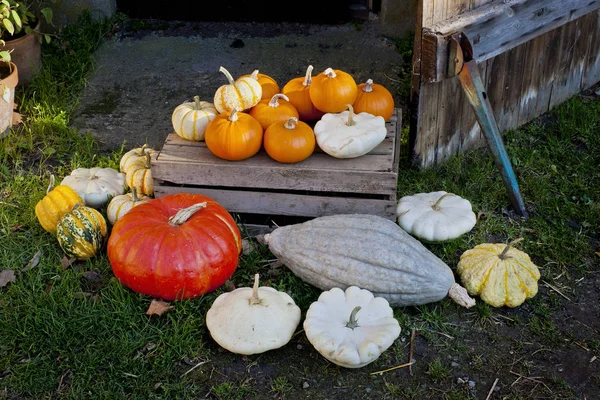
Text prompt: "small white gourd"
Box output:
[[60, 167, 126, 209]]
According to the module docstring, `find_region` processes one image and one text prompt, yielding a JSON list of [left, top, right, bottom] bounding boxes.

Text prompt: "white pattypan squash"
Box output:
[[206, 274, 301, 355], [313, 104, 386, 159], [304, 286, 400, 368], [61, 167, 126, 209], [396, 191, 476, 242]]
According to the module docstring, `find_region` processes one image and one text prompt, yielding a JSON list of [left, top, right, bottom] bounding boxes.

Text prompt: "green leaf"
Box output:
[[41, 7, 52, 25], [10, 9, 21, 30], [44, 34, 51, 44], [0, 0, 9, 7], [2, 18, 14, 35], [0, 50, 11, 63]]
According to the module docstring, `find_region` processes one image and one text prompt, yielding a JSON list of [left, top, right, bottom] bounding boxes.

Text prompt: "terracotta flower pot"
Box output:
[[0, 62, 18, 137], [1, 20, 41, 86]]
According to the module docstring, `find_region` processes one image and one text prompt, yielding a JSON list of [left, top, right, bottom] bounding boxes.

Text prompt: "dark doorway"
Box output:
[[116, 0, 371, 24]]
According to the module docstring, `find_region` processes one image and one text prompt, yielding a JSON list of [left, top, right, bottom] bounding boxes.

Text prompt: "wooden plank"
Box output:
[[422, 0, 600, 82], [154, 185, 397, 220], [582, 11, 600, 89]]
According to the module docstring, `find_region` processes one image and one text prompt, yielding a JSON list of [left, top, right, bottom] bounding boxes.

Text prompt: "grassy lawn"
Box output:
[[1, 13, 599, 400]]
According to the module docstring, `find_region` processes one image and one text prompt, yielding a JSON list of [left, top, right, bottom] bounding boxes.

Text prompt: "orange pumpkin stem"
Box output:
[[303, 65, 314, 86], [345, 104, 356, 126], [269, 94, 289, 108], [228, 107, 240, 122], [193, 95, 202, 109], [499, 238, 524, 260], [363, 79, 374, 93], [284, 117, 298, 130], [249, 273, 262, 305], [323, 67, 336, 79], [168, 202, 208, 226], [219, 66, 235, 85]]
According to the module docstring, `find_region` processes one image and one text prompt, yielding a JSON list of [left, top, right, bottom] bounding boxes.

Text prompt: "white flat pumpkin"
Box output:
[[61, 167, 126, 209], [304, 286, 401, 368], [313, 104, 386, 159], [206, 274, 301, 355], [396, 191, 476, 242]]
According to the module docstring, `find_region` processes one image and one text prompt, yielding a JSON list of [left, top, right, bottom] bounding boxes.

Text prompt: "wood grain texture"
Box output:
[[413, 5, 600, 168], [153, 109, 401, 220], [422, 0, 600, 82]]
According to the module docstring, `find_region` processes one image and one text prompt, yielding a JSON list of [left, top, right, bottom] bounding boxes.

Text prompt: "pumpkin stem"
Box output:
[[131, 187, 139, 203], [284, 117, 298, 130], [219, 66, 235, 85], [432, 193, 454, 211], [269, 94, 289, 108], [323, 68, 336, 79], [46, 174, 55, 194], [345, 104, 356, 126], [302, 65, 314, 86], [144, 152, 152, 169], [345, 306, 362, 329], [250, 273, 262, 305], [168, 202, 207, 226], [250, 70, 260, 80], [228, 107, 240, 122], [138, 144, 148, 156], [363, 79, 374, 93], [448, 283, 476, 308], [193, 95, 202, 109], [499, 238, 524, 260]]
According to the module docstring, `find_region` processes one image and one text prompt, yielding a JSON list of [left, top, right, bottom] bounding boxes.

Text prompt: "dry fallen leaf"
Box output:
[[0, 270, 16, 287], [146, 299, 174, 317], [11, 112, 23, 126], [595, 252, 600, 257], [9, 224, 23, 232], [224, 280, 236, 292], [23, 249, 42, 272], [61, 256, 76, 269]]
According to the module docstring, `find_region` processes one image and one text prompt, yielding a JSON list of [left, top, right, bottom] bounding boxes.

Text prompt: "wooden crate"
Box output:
[[152, 109, 402, 221]]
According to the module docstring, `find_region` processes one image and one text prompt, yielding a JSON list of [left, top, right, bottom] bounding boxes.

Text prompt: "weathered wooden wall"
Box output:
[[411, 1, 600, 168]]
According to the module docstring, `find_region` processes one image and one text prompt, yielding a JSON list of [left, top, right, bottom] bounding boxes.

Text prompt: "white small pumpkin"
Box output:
[[106, 188, 152, 225], [313, 104, 386, 159], [119, 144, 157, 173], [124, 152, 153, 197], [396, 191, 477, 242], [60, 167, 126, 209], [172, 96, 218, 141], [206, 274, 301, 355], [304, 286, 401, 368]]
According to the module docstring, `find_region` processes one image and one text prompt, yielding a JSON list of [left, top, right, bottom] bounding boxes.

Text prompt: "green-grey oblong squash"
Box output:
[[56, 204, 108, 260], [263, 214, 475, 308]]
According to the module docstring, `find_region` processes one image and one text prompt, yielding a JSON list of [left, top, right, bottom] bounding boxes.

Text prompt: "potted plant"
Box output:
[[0, 0, 52, 85], [0, 50, 18, 138]]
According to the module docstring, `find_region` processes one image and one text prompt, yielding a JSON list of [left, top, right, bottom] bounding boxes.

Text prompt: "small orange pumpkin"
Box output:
[[264, 117, 315, 164], [249, 94, 299, 130], [282, 65, 325, 122], [213, 66, 262, 113], [244, 70, 280, 100], [353, 79, 395, 122], [205, 108, 264, 161], [309, 67, 358, 113]]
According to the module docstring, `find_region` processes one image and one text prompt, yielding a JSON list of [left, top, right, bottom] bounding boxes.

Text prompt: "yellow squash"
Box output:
[[35, 175, 84, 234]]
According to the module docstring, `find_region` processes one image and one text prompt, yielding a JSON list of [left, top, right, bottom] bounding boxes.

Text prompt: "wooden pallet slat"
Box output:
[[152, 109, 402, 221]]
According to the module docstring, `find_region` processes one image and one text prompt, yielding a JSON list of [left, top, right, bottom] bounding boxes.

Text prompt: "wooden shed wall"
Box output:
[[412, 2, 600, 168]]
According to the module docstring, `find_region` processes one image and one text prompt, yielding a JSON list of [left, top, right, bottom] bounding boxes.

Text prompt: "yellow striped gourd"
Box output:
[[172, 96, 218, 141], [213, 66, 262, 114]]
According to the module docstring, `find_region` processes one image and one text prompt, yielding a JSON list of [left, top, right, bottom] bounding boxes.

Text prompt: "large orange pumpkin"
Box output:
[[249, 94, 299, 130], [309, 67, 358, 113], [107, 193, 242, 300], [282, 65, 325, 122], [264, 117, 315, 163], [243, 70, 280, 100], [204, 108, 264, 161], [353, 79, 395, 122]]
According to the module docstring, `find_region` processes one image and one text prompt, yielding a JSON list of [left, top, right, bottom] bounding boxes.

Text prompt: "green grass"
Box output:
[[1, 11, 599, 400]]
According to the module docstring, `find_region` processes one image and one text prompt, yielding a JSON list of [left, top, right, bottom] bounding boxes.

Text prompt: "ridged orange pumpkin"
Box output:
[[353, 79, 395, 122], [309, 67, 358, 113], [107, 193, 242, 300], [249, 94, 299, 130], [264, 117, 315, 164], [213, 66, 262, 113], [282, 65, 325, 122], [244, 70, 280, 100], [205, 108, 264, 161]]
